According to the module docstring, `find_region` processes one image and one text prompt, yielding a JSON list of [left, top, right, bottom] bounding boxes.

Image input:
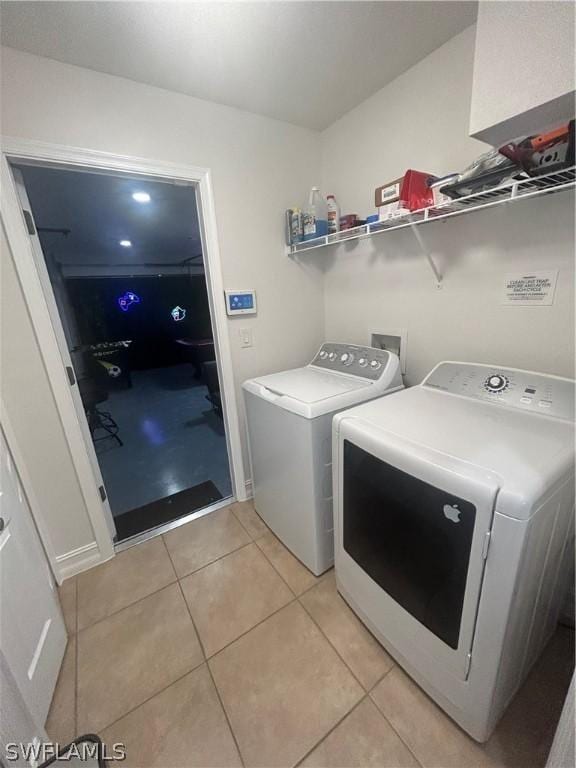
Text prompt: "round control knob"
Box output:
[[319, 350, 328, 359], [370, 360, 382, 370], [358, 358, 367, 367], [340, 352, 354, 366], [328, 352, 337, 361], [484, 374, 509, 393]]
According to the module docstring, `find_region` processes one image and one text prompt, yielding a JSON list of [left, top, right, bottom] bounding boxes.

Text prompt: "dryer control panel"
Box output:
[[423, 362, 574, 421], [311, 343, 392, 381]]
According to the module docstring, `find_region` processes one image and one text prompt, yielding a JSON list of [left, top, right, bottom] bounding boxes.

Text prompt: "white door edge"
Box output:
[[0, 400, 61, 583], [11, 166, 117, 544]]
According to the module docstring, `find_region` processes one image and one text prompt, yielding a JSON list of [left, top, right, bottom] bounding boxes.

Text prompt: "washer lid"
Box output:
[[251, 367, 370, 404]]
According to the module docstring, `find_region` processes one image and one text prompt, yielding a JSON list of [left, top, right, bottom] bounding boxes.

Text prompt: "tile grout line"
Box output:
[[297, 579, 423, 768], [75, 503, 300, 637], [173, 525, 380, 768], [204, 661, 246, 768], [251, 539, 299, 599], [367, 672, 425, 768], [71, 508, 421, 768], [184, 565, 340, 662], [294, 663, 423, 768], [297, 594, 368, 693], [75, 578, 179, 635], [229, 501, 269, 544], [162, 535, 246, 768], [368, 661, 396, 693], [229, 500, 330, 601], [76, 521, 303, 655], [95, 542, 215, 737], [98, 667, 199, 738], [72, 506, 350, 753], [77, 544, 204, 737], [294, 693, 370, 767], [245, 513, 424, 766], [250, 530, 333, 600], [169, 536, 256, 580], [204, 594, 300, 660], [75, 532, 253, 636]]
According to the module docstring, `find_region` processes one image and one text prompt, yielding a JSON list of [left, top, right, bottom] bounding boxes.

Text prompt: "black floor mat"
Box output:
[[114, 480, 224, 541]]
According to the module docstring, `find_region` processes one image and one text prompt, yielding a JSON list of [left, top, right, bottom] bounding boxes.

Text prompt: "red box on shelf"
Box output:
[[399, 170, 435, 211]]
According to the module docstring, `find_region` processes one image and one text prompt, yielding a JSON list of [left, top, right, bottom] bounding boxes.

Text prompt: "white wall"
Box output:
[[320, 27, 575, 385], [1, 46, 324, 563]]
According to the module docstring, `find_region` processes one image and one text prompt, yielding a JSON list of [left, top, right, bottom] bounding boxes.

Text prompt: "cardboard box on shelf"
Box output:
[[374, 178, 403, 207], [378, 200, 410, 221]]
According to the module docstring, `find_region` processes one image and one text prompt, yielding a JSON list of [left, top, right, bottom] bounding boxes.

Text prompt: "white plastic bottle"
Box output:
[[326, 195, 340, 234], [303, 187, 328, 241]]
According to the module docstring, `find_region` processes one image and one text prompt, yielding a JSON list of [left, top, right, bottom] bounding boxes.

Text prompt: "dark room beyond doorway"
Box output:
[[16, 164, 232, 542]]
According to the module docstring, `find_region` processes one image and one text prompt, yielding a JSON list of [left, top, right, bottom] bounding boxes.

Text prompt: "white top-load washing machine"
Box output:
[[333, 361, 575, 741], [243, 343, 403, 575]]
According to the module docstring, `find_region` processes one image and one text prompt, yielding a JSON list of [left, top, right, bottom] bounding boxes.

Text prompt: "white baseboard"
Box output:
[[244, 478, 253, 499], [56, 541, 105, 581]]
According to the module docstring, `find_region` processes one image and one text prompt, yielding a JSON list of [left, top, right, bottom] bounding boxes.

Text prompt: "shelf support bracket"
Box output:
[[410, 221, 443, 287]]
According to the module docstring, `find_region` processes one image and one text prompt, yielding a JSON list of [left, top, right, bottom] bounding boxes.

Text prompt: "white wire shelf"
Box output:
[[286, 166, 576, 258]]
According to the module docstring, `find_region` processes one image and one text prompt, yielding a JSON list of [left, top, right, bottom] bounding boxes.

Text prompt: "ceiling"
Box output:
[[1, 1, 477, 130], [18, 164, 203, 267]]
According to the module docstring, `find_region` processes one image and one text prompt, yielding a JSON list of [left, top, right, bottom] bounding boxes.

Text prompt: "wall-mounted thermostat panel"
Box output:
[[225, 290, 257, 316]]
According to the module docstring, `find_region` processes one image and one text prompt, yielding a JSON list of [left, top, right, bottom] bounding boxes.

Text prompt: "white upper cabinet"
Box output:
[[470, 2, 575, 146]]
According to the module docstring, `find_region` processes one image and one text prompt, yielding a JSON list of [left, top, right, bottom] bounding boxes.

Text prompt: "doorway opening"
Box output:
[[14, 163, 233, 543]]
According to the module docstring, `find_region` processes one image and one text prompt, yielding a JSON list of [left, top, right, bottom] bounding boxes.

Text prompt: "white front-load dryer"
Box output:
[[243, 343, 403, 575], [333, 361, 575, 741]]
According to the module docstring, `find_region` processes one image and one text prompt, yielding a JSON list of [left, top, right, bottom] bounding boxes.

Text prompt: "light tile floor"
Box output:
[[49, 500, 574, 768]]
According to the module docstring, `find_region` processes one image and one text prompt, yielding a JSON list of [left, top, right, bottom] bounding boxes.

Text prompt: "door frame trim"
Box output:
[[1, 137, 246, 579]]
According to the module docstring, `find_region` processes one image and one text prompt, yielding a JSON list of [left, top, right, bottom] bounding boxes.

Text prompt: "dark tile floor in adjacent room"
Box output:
[[95, 364, 232, 516], [50, 501, 575, 768]]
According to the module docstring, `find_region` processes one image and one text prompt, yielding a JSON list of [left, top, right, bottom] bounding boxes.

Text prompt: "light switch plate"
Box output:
[[239, 328, 253, 348]]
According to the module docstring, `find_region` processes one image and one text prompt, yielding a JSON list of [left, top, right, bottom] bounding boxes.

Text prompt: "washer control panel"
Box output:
[[311, 343, 391, 380], [424, 362, 574, 421]]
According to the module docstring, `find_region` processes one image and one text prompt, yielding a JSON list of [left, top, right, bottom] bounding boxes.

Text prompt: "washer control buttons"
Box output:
[[340, 352, 354, 366], [484, 374, 509, 393], [370, 360, 382, 370], [319, 350, 328, 359], [358, 358, 367, 367], [328, 352, 337, 361]]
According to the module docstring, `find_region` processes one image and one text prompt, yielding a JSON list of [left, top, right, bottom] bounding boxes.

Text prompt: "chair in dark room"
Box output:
[[202, 360, 222, 417], [75, 352, 123, 447], [175, 337, 215, 379]]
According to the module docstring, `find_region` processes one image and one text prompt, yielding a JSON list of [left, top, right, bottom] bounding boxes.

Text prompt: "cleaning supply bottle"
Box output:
[[326, 195, 340, 234], [290, 208, 303, 244], [303, 187, 328, 241]]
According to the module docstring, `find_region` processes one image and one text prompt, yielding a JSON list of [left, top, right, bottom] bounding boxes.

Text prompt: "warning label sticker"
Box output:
[[502, 270, 558, 306]]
